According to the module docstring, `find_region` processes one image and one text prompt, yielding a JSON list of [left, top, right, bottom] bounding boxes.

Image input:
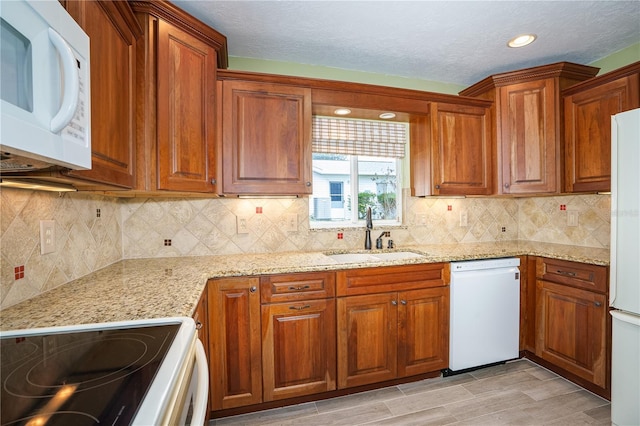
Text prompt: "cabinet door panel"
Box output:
[[66, 1, 138, 187], [432, 104, 492, 195], [157, 20, 217, 192], [564, 74, 639, 192], [222, 81, 312, 195], [337, 293, 397, 388], [398, 287, 449, 377], [262, 299, 336, 401], [536, 280, 607, 387], [500, 79, 557, 193], [209, 278, 262, 410]]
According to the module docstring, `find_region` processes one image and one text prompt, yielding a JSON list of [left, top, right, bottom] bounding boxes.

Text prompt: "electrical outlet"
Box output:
[[236, 215, 250, 234], [567, 210, 579, 227], [40, 220, 55, 255], [284, 213, 298, 232], [459, 210, 468, 227], [417, 214, 427, 225]]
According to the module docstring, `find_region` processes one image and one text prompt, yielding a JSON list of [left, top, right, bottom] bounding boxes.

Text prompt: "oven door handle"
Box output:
[[190, 339, 209, 426]]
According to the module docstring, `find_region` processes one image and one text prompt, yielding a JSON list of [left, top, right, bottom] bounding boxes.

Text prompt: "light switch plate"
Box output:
[[40, 220, 55, 254], [567, 210, 579, 227]]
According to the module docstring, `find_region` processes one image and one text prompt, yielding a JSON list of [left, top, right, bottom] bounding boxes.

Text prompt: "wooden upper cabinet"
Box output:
[[64, 1, 141, 188], [461, 62, 599, 195], [430, 103, 493, 195], [499, 78, 558, 194], [563, 62, 640, 193], [131, 0, 227, 193], [221, 79, 312, 195], [156, 21, 217, 192]]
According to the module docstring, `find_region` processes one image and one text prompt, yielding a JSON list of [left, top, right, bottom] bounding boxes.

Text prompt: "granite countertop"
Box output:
[[0, 241, 609, 331]]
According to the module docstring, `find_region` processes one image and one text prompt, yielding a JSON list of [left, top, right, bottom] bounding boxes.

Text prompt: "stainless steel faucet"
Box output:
[[364, 206, 373, 249]]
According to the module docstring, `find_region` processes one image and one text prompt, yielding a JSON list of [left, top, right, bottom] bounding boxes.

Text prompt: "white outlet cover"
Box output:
[[236, 215, 250, 234], [40, 220, 56, 255], [285, 213, 298, 232]]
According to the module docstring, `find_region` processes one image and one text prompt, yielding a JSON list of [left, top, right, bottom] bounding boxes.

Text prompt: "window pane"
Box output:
[[310, 153, 352, 221], [358, 156, 397, 221]]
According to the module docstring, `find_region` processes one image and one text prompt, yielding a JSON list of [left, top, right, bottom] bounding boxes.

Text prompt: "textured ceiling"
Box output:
[[172, 1, 640, 86]]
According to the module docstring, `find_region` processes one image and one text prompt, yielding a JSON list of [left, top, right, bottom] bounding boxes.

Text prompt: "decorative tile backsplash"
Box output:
[[0, 187, 610, 309], [1, 188, 122, 309]]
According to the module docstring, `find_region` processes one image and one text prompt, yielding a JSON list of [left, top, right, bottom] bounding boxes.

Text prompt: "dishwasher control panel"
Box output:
[[450, 257, 520, 272]]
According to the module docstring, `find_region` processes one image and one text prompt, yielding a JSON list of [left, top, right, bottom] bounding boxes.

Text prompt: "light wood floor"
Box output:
[[211, 359, 610, 425]]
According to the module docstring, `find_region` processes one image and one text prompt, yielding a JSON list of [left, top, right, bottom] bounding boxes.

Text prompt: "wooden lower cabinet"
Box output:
[[261, 298, 336, 401], [260, 271, 336, 401], [536, 280, 607, 387], [534, 258, 609, 393], [337, 292, 398, 388], [208, 277, 262, 410], [337, 287, 449, 389], [209, 265, 449, 415]]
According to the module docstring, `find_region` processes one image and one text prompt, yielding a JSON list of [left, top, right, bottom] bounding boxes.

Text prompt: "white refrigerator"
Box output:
[[610, 107, 640, 426]]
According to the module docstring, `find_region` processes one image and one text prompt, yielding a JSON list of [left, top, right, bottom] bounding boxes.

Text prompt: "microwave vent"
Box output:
[[1, 152, 51, 171]]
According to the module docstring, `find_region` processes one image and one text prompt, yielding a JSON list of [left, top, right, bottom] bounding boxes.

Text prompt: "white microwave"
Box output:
[[0, 0, 91, 172]]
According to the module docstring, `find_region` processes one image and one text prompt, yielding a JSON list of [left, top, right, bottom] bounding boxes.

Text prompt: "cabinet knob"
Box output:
[[504, 183, 510, 189], [210, 178, 217, 185], [306, 181, 312, 187], [435, 184, 441, 189], [249, 286, 257, 293], [391, 300, 398, 306], [400, 300, 407, 305], [195, 321, 203, 330], [594, 301, 602, 307]]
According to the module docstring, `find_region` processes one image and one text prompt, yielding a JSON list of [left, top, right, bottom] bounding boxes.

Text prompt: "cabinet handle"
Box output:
[[556, 269, 577, 277], [400, 300, 407, 305], [289, 304, 311, 311], [195, 321, 203, 330], [391, 300, 398, 306], [288, 285, 310, 291], [210, 178, 217, 185], [249, 286, 257, 293]]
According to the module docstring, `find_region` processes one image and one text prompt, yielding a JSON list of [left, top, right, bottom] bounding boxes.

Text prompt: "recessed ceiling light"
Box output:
[[379, 112, 396, 119], [507, 34, 537, 48], [334, 108, 351, 116]]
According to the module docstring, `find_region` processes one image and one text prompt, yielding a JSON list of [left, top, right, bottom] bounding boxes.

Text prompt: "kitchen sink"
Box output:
[[370, 251, 425, 261], [325, 251, 425, 264]]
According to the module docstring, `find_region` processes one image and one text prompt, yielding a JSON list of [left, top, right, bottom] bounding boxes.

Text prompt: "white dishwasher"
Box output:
[[445, 257, 520, 375]]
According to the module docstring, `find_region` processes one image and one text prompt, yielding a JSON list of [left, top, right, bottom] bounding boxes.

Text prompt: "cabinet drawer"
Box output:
[[260, 271, 335, 303], [536, 258, 608, 294], [337, 263, 447, 296]]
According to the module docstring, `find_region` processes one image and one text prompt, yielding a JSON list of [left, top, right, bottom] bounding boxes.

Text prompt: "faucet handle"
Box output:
[[387, 239, 395, 249]]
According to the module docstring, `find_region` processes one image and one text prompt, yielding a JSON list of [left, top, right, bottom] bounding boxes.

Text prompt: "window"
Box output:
[[309, 117, 406, 227]]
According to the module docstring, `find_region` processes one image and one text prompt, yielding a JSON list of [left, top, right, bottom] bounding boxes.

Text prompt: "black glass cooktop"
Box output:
[[1, 324, 180, 426]]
